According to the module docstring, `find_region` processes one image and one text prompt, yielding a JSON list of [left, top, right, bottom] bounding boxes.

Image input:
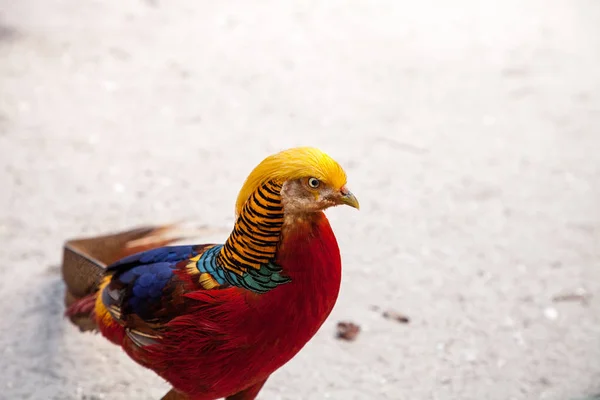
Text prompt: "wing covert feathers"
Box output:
[[62, 224, 188, 331]]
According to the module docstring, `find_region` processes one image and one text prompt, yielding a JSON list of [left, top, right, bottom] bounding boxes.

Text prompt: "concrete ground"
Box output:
[[1, 0, 599, 399]]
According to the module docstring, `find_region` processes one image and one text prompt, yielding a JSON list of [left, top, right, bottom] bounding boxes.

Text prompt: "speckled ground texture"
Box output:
[[1, 0, 599, 399]]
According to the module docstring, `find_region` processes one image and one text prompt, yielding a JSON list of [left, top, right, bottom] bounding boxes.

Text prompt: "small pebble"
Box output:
[[336, 321, 361, 341], [382, 310, 410, 324], [552, 288, 591, 305]]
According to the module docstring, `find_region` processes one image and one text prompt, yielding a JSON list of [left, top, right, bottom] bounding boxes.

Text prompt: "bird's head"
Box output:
[[235, 147, 359, 217]]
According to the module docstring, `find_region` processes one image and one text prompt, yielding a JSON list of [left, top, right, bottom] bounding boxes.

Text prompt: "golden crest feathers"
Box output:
[[234, 147, 347, 216]]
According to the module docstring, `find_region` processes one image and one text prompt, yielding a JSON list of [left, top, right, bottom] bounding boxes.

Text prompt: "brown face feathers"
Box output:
[[281, 178, 340, 215]]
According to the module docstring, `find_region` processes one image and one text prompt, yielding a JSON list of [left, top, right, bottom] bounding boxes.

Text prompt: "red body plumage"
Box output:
[[65, 147, 359, 400], [96, 213, 341, 400]]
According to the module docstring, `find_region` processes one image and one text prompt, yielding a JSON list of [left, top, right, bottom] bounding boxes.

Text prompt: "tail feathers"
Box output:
[[65, 293, 96, 318], [64, 291, 98, 332]]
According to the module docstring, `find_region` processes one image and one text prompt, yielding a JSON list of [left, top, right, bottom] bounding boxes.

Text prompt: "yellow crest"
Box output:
[[235, 147, 348, 216]]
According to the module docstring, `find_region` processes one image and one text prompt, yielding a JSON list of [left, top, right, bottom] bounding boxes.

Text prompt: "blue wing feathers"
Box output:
[[115, 262, 178, 318], [107, 245, 200, 270], [104, 245, 204, 320]]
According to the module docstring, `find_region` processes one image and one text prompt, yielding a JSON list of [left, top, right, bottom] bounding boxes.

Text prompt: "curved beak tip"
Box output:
[[340, 190, 360, 210]]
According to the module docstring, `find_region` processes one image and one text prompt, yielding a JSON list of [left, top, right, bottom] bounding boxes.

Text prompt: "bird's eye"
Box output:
[[308, 178, 320, 188]]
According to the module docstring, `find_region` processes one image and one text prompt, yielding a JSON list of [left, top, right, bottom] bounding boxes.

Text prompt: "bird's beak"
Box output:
[[338, 186, 360, 210]]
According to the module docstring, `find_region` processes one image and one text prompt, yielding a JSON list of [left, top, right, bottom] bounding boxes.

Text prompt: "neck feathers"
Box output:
[[218, 180, 284, 275]]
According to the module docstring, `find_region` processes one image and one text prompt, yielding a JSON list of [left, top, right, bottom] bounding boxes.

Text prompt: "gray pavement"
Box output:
[[1, 0, 599, 399]]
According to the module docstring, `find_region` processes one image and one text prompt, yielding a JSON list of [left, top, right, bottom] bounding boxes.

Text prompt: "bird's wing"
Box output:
[[99, 243, 293, 347], [100, 244, 221, 346]]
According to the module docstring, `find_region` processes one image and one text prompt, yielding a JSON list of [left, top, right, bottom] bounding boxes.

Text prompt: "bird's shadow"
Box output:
[[10, 266, 83, 399], [18, 266, 170, 400]]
